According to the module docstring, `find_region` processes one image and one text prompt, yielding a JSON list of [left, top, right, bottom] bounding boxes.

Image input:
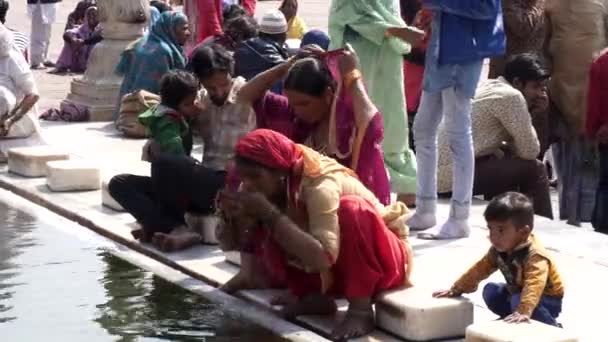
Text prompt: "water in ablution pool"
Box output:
[[0, 191, 286, 341]]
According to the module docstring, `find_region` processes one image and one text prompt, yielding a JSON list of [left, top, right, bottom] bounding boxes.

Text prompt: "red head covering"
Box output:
[[235, 129, 354, 208], [235, 128, 303, 171]]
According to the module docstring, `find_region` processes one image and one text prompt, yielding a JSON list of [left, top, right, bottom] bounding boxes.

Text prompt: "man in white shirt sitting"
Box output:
[[436, 54, 552, 219]]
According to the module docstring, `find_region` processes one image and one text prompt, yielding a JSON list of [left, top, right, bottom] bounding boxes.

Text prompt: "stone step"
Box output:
[[224, 251, 241, 266], [8, 146, 70, 177], [46, 160, 101, 192], [224, 253, 470, 341], [376, 287, 473, 341], [465, 320, 578, 342], [101, 177, 124, 211]]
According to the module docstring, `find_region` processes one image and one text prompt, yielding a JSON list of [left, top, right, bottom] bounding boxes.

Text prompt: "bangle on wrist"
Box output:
[[343, 69, 362, 89]]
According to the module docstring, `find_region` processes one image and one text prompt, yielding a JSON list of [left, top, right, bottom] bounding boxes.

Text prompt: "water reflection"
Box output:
[[0, 199, 285, 341], [0, 203, 36, 324]]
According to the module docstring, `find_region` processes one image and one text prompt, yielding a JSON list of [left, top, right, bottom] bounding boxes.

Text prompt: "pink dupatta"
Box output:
[[324, 52, 391, 205]]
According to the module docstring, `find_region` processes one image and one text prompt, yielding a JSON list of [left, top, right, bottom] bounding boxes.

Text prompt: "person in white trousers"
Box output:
[[27, 0, 61, 69]]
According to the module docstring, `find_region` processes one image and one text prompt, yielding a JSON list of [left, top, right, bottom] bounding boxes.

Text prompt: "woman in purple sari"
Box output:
[[237, 45, 391, 204], [52, 6, 102, 74]]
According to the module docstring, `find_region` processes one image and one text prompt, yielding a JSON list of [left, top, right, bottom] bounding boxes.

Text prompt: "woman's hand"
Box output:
[[233, 191, 282, 226], [296, 44, 325, 59], [338, 44, 359, 77], [386, 26, 426, 46]]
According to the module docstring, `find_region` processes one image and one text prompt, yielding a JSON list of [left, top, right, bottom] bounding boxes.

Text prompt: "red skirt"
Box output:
[[250, 195, 409, 299]]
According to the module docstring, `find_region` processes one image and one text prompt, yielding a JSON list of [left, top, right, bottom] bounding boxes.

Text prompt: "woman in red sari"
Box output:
[[217, 129, 413, 340]]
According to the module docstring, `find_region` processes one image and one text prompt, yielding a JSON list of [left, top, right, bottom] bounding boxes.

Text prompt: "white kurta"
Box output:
[[0, 49, 43, 153], [27, 2, 58, 66]]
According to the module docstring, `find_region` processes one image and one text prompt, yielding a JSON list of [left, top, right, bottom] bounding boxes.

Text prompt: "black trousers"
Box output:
[[109, 155, 226, 235], [474, 155, 553, 219], [593, 145, 608, 233]]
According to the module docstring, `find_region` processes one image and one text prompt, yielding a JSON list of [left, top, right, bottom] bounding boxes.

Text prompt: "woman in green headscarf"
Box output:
[[114, 11, 191, 119], [329, 0, 423, 204]]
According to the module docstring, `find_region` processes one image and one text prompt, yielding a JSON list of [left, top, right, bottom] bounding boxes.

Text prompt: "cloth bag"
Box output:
[[116, 90, 160, 139]]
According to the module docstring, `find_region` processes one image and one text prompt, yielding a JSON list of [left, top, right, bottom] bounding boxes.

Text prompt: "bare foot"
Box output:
[[270, 292, 297, 306], [131, 228, 152, 242], [152, 232, 172, 252], [281, 293, 337, 319], [331, 305, 375, 341], [152, 231, 201, 252]]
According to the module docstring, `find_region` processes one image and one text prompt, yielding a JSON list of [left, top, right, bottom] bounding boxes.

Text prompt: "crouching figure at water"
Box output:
[[216, 129, 413, 340]]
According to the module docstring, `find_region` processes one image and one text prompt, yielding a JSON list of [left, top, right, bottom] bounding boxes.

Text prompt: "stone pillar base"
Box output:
[[62, 21, 145, 122], [62, 80, 120, 121]]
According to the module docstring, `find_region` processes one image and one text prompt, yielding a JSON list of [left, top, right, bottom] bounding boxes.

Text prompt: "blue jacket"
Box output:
[[423, 0, 505, 65], [234, 37, 289, 94]]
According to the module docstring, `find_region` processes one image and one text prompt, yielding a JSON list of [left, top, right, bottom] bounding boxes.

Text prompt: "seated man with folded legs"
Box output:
[[436, 54, 553, 219], [109, 44, 256, 251]]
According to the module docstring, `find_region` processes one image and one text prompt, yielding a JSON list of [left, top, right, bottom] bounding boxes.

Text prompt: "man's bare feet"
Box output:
[[331, 298, 375, 341], [131, 228, 152, 242], [152, 231, 201, 252], [280, 293, 337, 319]]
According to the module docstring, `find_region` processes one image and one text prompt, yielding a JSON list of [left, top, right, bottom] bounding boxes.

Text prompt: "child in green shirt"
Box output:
[[139, 70, 200, 157]]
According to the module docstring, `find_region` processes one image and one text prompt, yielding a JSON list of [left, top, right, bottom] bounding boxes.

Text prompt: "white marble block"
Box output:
[[225, 251, 241, 266], [46, 160, 101, 192], [376, 287, 474, 341], [101, 177, 124, 211], [185, 213, 219, 244], [8, 146, 70, 177], [465, 320, 578, 342]]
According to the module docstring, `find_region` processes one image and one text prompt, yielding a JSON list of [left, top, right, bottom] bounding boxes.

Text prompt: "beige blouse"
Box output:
[[299, 171, 410, 262], [437, 77, 540, 193]]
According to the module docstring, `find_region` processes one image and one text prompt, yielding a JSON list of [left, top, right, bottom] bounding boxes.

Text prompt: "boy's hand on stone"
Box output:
[[504, 312, 531, 324], [432, 289, 460, 298]]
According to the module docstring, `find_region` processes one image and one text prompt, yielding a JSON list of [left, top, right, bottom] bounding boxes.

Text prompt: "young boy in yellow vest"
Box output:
[[434, 192, 564, 327]]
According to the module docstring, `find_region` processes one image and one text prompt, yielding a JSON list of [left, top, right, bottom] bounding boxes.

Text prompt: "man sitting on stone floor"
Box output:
[[436, 53, 553, 219], [109, 43, 256, 252], [0, 24, 42, 161]]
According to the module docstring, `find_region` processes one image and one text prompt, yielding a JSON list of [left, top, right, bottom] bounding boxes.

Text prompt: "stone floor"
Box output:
[[3, 1, 604, 341]]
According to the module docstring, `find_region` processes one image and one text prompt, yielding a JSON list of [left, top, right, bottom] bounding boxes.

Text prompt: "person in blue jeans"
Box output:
[[407, 0, 506, 239], [434, 192, 564, 327]]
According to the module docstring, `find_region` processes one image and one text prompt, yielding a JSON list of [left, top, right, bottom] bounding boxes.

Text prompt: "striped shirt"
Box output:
[[9, 29, 30, 61]]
